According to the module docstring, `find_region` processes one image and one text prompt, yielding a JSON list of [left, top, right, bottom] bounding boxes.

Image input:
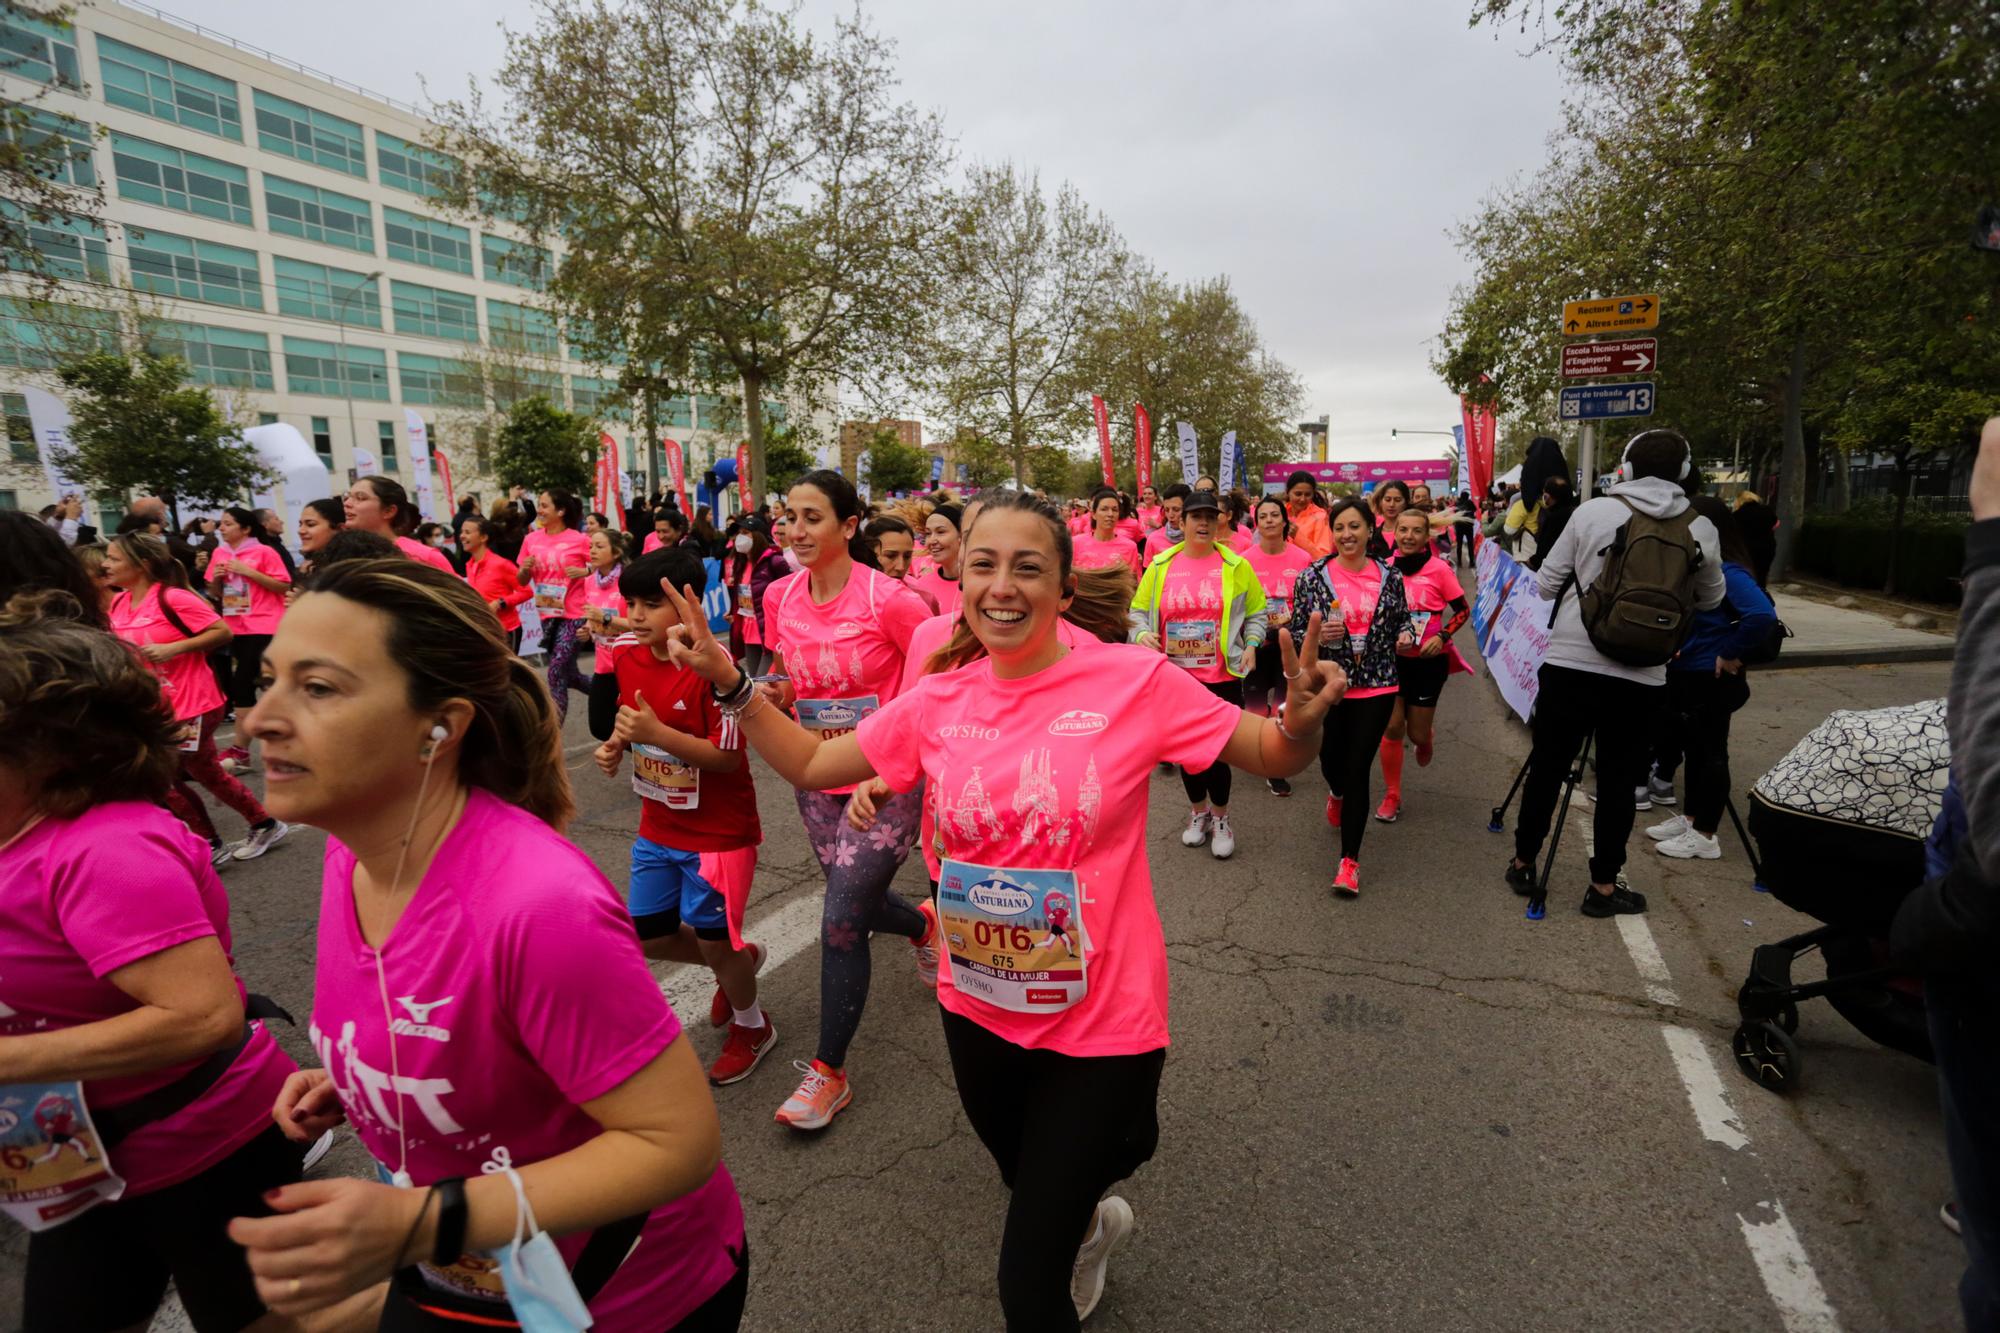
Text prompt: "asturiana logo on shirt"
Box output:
[[834, 620, 864, 639], [1048, 710, 1108, 737], [391, 994, 455, 1043]]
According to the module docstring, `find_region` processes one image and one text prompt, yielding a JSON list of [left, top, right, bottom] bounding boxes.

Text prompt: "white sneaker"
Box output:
[[1632, 785, 1653, 811], [1179, 810, 1210, 847], [1647, 775, 1678, 806], [1071, 1195, 1135, 1322], [1658, 828, 1721, 860], [1645, 814, 1692, 841], [1209, 816, 1235, 859], [233, 820, 291, 861]]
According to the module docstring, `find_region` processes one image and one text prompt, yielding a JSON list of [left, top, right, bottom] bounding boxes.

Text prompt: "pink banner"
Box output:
[[1260, 459, 1451, 488], [1460, 394, 1496, 513], [1134, 403, 1153, 493], [664, 437, 687, 514], [1092, 395, 1114, 487], [595, 431, 618, 521], [433, 447, 455, 512], [736, 441, 752, 514]]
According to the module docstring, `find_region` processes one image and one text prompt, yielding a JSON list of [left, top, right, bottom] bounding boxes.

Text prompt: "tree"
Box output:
[[758, 416, 818, 498], [491, 394, 596, 496], [52, 349, 267, 527], [433, 0, 949, 506], [861, 427, 928, 495], [950, 430, 1013, 491], [922, 162, 1127, 485], [0, 4, 106, 287]]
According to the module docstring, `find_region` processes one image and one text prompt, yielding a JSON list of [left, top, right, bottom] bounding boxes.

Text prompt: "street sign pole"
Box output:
[[1580, 423, 1596, 500]]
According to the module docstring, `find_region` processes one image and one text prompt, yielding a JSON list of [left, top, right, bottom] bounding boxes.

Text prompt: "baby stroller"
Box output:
[[1733, 699, 1949, 1092]]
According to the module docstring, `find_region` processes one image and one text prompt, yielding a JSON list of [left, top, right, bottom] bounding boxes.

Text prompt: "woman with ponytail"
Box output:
[[233, 558, 748, 1332], [342, 476, 455, 575], [518, 488, 594, 722]]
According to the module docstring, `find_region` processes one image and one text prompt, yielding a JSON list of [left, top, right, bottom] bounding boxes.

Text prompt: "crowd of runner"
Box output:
[[0, 451, 1784, 1332]]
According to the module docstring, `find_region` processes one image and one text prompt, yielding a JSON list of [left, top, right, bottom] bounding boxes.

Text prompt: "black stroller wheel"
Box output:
[[1775, 1002, 1799, 1034], [1733, 1021, 1800, 1092]]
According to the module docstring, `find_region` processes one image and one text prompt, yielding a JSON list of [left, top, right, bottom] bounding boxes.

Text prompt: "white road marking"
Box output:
[[1616, 915, 1680, 1006], [1738, 1200, 1842, 1332], [1660, 1024, 1750, 1152]]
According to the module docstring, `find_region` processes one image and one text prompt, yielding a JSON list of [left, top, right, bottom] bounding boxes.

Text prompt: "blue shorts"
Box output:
[[629, 838, 731, 940]]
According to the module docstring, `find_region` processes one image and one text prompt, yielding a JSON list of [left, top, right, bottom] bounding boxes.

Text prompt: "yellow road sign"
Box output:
[[1562, 293, 1659, 336]]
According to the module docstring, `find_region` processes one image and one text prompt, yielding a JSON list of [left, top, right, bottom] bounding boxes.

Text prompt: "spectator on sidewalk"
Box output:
[[1733, 491, 1779, 588]]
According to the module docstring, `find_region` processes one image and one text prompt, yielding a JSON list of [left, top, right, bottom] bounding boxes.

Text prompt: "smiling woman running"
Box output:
[[653, 490, 1347, 1330]]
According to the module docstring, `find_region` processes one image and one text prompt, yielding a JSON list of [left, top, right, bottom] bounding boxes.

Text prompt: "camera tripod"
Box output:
[[1488, 730, 1762, 921]]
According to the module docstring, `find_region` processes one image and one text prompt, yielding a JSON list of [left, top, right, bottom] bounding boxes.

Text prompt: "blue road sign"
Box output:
[[1559, 381, 1655, 421]]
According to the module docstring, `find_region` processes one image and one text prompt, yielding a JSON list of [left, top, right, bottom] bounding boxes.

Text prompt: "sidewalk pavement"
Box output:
[[1767, 587, 1955, 668]]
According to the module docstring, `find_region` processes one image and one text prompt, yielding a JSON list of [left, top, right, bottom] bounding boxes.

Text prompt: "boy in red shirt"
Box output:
[[591, 548, 776, 1086]]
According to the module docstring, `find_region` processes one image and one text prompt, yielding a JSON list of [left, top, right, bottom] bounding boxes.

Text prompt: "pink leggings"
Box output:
[[163, 708, 270, 844]]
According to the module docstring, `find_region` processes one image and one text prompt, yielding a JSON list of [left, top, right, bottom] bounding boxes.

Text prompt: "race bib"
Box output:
[[796, 694, 878, 740], [220, 577, 251, 617], [532, 579, 567, 613], [174, 719, 201, 753], [1266, 595, 1290, 629], [735, 583, 754, 617], [631, 743, 698, 809], [1164, 619, 1218, 669], [0, 1081, 125, 1231], [936, 860, 1086, 1013], [1401, 610, 1434, 654]]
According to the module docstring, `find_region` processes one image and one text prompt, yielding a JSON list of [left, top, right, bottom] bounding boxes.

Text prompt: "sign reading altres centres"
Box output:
[[1260, 459, 1451, 491], [1561, 293, 1659, 335]]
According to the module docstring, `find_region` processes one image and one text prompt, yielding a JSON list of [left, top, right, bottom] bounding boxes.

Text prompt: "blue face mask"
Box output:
[[497, 1168, 593, 1333]]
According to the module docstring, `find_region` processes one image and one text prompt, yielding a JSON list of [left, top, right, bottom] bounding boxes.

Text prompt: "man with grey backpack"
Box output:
[[1504, 430, 1727, 916]]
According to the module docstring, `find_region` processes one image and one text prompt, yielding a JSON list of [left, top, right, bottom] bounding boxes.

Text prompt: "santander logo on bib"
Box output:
[[966, 876, 1035, 917], [1048, 710, 1108, 737]]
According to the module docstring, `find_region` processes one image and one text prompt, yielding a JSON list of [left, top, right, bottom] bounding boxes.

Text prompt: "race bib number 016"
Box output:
[[1165, 619, 1218, 669], [796, 694, 879, 741], [631, 743, 698, 809], [0, 1081, 125, 1231], [532, 579, 568, 612], [936, 860, 1086, 1013]]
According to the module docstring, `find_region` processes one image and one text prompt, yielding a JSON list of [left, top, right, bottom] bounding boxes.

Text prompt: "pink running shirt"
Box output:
[[517, 527, 592, 619], [1241, 542, 1314, 635], [905, 565, 962, 619], [858, 644, 1240, 1056], [583, 569, 628, 674], [1322, 560, 1397, 699], [0, 803, 296, 1196], [765, 564, 931, 794], [395, 536, 457, 576], [312, 789, 743, 1332], [1074, 533, 1142, 578], [1158, 549, 1229, 683], [1141, 527, 1180, 563], [110, 585, 225, 721], [1398, 554, 1464, 649], [211, 538, 289, 634]]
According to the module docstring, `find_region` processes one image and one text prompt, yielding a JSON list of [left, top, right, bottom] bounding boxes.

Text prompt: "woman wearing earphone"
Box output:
[[231, 558, 748, 1332]]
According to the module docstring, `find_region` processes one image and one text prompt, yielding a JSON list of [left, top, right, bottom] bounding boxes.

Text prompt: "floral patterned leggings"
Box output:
[[796, 783, 928, 1069], [543, 617, 589, 723]]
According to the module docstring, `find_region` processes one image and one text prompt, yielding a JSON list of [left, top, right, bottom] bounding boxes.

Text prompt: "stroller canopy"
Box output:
[[1751, 698, 1949, 840]]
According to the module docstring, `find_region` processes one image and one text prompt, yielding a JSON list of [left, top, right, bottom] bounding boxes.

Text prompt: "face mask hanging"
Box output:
[[496, 1167, 595, 1333]]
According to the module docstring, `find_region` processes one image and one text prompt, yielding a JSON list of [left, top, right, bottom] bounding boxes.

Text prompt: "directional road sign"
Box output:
[[1562, 294, 1659, 336], [1561, 337, 1658, 380], [1559, 381, 1656, 421]]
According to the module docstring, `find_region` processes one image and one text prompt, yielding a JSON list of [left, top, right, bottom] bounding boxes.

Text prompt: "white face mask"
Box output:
[[734, 534, 753, 553]]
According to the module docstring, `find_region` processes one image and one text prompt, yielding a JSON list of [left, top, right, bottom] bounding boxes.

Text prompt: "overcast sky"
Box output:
[[155, 0, 1567, 465]]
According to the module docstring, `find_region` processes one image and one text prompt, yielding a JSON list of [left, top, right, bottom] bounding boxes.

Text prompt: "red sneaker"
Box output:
[[710, 941, 767, 1028], [1374, 795, 1401, 823], [1325, 794, 1343, 829], [912, 899, 939, 985], [1414, 741, 1434, 768], [1333, 858, 1361, 898], [708, 1018, 777, 1086]]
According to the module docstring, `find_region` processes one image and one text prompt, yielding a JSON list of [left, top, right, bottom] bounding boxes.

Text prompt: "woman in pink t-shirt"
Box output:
[[517, 488, 595, 723], [232, 558, 747, 1332], [1074, 487, 1143, 578], [1292, 497, 1413, 897], [655, 490, 1348, 1329], [206, 506, 291, 716], [1241, 498, 1317, 794], [578, 528, 632, 677], [105, 535, 288, 867], [1375, 508, 1474, 822], [0, 609, 302, 1333], [908, 502, 964, 617], [342, 475, 456, 576], [756, 471, 936, 1131]]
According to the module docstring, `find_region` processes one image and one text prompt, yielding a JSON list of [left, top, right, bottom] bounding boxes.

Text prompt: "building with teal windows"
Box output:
[[0, 0, 814, 518]]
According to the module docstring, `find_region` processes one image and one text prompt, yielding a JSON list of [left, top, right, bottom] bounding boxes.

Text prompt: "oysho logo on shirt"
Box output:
[[1048, 710, 1108, 737], [939, 724, 1001, 741], [391, 994, 455, 1042]]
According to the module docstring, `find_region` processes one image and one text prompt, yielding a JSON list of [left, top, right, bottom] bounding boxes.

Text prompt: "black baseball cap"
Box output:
[[1184, 489, 1222, 515]]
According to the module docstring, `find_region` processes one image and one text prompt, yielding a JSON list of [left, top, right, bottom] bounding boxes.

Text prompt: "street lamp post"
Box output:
[[335, 270, 385, 473]]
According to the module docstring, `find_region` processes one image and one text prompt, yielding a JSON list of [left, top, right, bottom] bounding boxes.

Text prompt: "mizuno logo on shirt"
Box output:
[[392, 995, 454, 1042]]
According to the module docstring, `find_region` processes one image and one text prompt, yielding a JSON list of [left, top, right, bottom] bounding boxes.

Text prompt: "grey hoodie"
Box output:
[[1533, 476, 1726, 686]]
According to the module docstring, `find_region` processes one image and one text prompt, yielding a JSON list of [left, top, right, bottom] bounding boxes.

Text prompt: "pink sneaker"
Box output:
[[1374, 794, 1401, 823], [775, 1059, 852, 1131], [1332, 858, 1361, 898]]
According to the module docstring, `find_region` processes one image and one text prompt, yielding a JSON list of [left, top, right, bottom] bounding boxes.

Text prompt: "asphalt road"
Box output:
[[0, 655, 1963, 1332]]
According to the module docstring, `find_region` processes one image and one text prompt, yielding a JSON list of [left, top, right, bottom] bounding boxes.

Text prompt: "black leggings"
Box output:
[[941, 1007, 1165, 1333], [1180, 677, 1241, 806], [222, 631, 270, 710], [1513, 664, 1660, 884], [1318, 692, 1398, 859], [1665, 669, 1749, 832]]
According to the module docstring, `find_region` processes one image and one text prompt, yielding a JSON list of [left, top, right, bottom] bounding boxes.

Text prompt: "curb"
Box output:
[[1764, 643, 1955, 670]]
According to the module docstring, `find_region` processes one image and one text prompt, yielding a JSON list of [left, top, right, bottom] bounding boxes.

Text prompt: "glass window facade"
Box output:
[[0, 201, 107, 283], [147, 320, 274, 390], [389, 279, 477, 342], [97, 35, 240, 140], [4, 106, 95, 187], [126, 228, 262, 309], [481, 234, 548, 290], [398, 351, 482, 407], [311, 415, 332, 468], [487, 299, 557, 356], [0, 12, 81, 87], [377, 419, 398, 471], [493, 369, 561, 408], [4, 392, 35, 462], [283, 336, 388, 400], [661, 396, 693, 428], [273, 257, 380, 328], [376, 133, 458, 197], [110, 133, 252, 225], [569, 376, 629, 421], [252, 90, 365, 177], [264, 175, 372, 253], [0, 300, 115, 368], [382, 206, 471, 275]]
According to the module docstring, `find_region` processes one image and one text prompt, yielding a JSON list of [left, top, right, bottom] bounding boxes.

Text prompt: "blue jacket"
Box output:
[[1672, 561, 1776, 673]]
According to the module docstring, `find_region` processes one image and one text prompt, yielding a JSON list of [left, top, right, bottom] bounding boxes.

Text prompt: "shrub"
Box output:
[[1794, 505, 1968, 603]]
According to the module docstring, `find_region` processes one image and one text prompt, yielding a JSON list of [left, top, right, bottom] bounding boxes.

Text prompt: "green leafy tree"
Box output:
[[433, 0, 949, 506], [862, 428, 929, 495], [52, 349, 267, 527], [758, 417, 818, 498], [0, 4, 106, 287], [950, 430, 1013, 491], [491, 394, 596, 497]]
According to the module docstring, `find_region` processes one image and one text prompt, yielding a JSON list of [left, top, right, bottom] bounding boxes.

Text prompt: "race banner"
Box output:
[[351, 448, 380, 478], [433, 446, 456, 513], [929, 454, 945, 487], [403, 410, 435, 521], [857, 448, 873, 503], [1134, 403, 1153, 493], [602, 434, 621, 527], [1175, 421, 1199, 484], [595, 431, 619, 520], [736, 441, 752, 514], [1461, 394, 1497, 511], [1091, 395, 1114, 487], [1217, 430, 1238, 492], [664, 437, 687, 513], [1472, 539, 1550, 723]]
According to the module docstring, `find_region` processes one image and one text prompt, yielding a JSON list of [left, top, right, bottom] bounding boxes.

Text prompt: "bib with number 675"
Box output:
[[0, 1080, 125, 1231], [936, 860, 1086, 1013]]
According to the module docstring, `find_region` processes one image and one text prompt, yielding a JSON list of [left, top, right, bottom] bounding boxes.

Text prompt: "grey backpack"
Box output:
[[1562, 499, 1703, 667]]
